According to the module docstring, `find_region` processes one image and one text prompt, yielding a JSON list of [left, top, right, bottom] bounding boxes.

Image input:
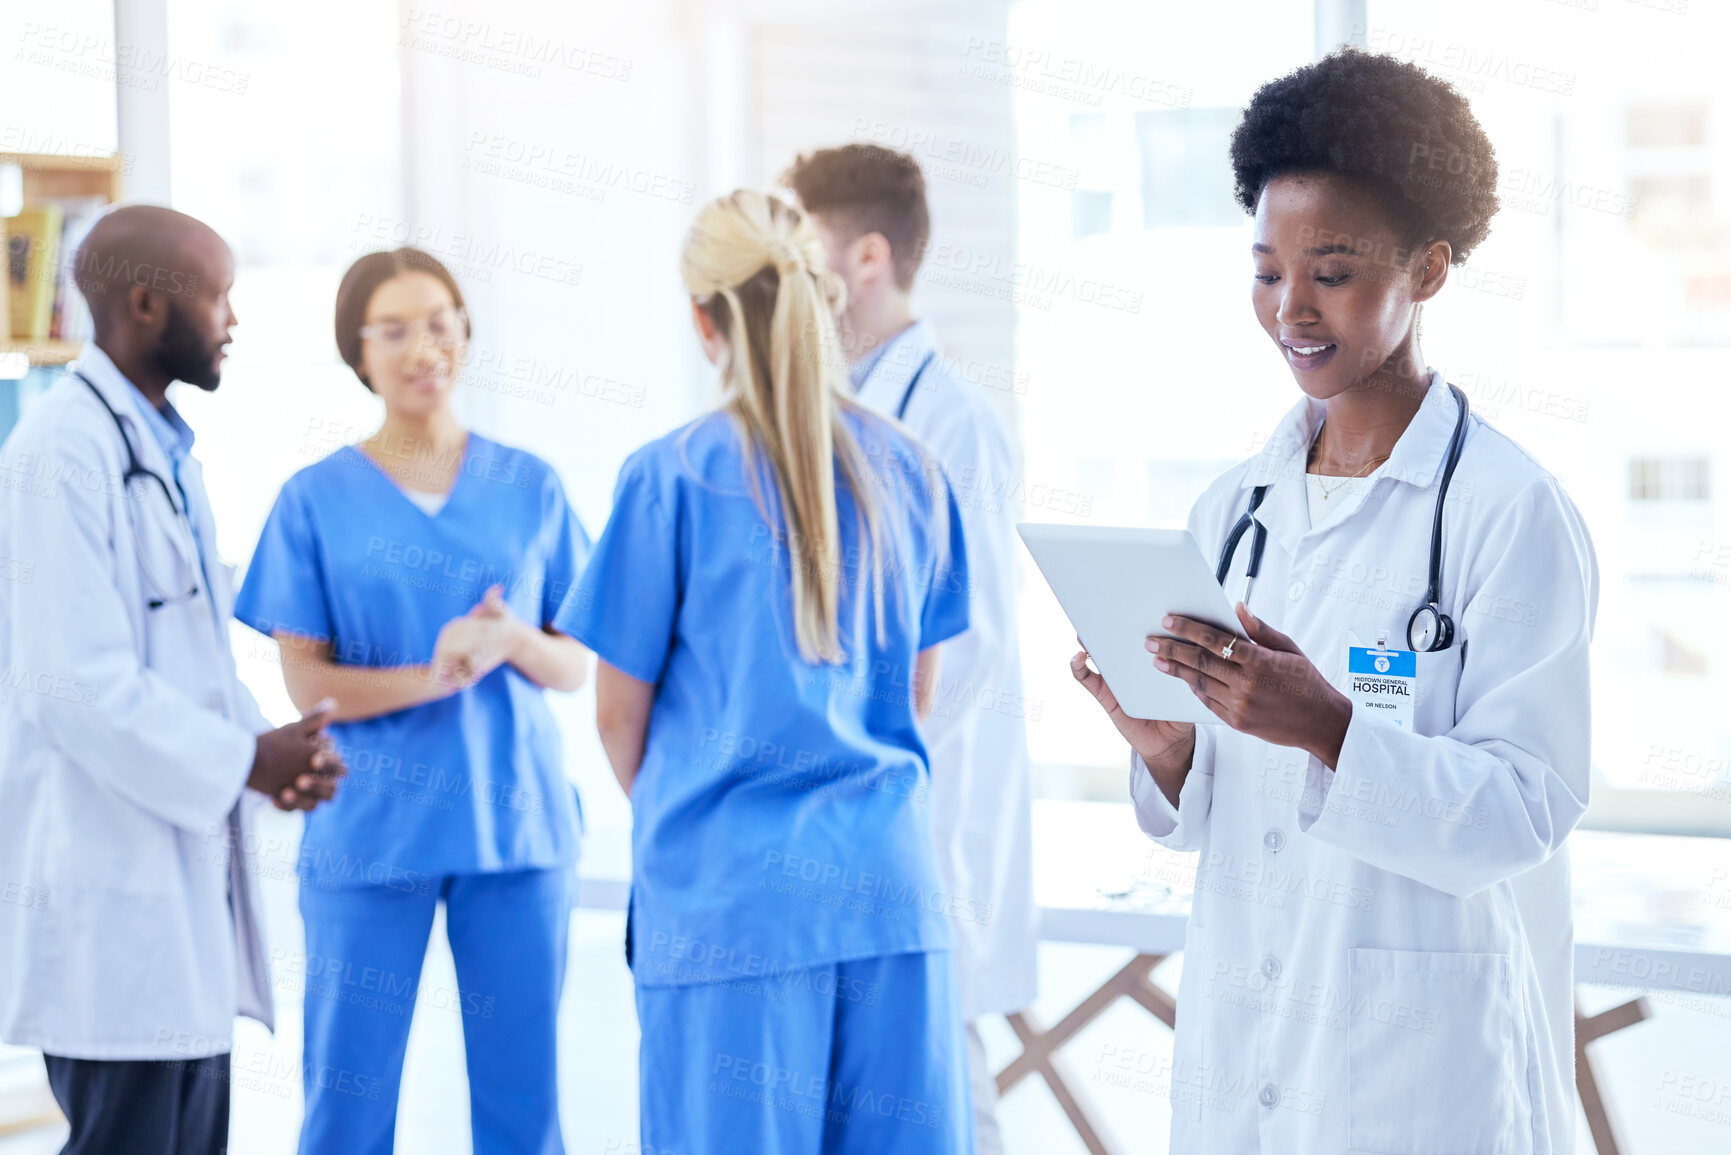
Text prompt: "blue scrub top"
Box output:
[[556, 408, 970, 987], [235, 434, 591, 886]]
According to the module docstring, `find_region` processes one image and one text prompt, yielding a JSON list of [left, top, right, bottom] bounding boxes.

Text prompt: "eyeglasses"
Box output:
[[358, 307, 468, 354]]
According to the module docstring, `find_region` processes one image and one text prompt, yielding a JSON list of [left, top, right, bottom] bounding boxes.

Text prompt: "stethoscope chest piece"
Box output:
[[1407, 602, 1454, 653]]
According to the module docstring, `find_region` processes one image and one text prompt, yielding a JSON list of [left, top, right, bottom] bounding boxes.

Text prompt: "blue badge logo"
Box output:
[[1349, 646, 1416, 678]]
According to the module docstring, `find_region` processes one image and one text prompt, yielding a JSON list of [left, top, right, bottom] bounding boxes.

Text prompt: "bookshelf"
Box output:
[[0, 338, 79, 366], [1, 151, 124, 366], [1, 152, 122, 441], [0, 151, 124, 201]]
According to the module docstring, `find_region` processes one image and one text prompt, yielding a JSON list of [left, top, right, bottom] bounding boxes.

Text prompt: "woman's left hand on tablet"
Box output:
[[1150, 602, 1352, 768]]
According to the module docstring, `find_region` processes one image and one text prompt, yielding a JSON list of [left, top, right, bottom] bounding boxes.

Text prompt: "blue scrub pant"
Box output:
[[635, 950, 972, 1155], [296, 867, 573, 1155]]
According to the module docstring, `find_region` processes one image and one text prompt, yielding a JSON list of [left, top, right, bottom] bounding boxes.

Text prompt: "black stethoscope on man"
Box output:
[[892, 351, 936, 421], [1214, 383, 1471, 654], [74, 371, 203, 610]]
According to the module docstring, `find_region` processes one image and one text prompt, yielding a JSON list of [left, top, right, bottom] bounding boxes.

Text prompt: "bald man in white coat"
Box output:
[[0, 206, 343, 1155]]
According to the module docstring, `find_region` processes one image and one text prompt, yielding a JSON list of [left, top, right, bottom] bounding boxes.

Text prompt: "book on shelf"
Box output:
[[3, 195, 107, 349], [4, 203, 63, 342], [49, 196, 106, 345]]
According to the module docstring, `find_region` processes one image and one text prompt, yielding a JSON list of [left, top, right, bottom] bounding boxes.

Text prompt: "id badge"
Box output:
[[1346, 636, 1416, 729]]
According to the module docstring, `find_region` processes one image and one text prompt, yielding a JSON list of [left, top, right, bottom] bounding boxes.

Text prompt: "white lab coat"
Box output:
[[1132, 370, 1597, 1154], [0, 347, 275, 1060], [855, 321, 1038, 1020]]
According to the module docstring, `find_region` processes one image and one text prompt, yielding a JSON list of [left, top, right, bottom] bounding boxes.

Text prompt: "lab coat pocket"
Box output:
[[1346, 948, 1525, 1155], [1412, 645, 1464, 737]]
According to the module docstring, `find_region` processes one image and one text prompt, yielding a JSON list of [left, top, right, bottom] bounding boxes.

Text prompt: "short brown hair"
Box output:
[[334, 248, 471, 390], [781, 145, 929, 291]]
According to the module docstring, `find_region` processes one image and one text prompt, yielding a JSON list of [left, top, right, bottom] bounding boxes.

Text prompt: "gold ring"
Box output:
[[1220, 639, 1236, 660]]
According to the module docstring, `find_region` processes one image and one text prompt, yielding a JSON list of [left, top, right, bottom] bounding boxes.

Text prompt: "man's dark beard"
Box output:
[[151, 300, 222, 391]]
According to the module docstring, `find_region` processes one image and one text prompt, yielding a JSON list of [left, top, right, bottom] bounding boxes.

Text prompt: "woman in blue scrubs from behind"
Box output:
[[235, 247, 591, 1155], [556, 190, 973, 1155]]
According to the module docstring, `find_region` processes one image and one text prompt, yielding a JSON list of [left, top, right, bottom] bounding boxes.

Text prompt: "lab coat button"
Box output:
[[1259, 1083, 1279, 1108], [1261, 956, 1281, 981], [1287, 580, 1305, 602], [1263, 829, 1285, 853]]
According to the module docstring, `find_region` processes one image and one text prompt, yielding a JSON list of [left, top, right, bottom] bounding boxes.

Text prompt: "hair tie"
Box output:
[[766, 240, 805, 279]]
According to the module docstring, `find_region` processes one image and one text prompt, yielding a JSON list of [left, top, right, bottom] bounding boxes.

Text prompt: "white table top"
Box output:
[[573, 799, 1731, 997]]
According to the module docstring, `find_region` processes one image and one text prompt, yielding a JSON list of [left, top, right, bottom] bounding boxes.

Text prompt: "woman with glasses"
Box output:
[[235, 247, 591, 1155]]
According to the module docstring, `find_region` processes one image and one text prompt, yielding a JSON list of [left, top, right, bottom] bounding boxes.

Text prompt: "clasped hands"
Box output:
[[431, 584, 525, 690], [249, 586, 526, 815], [251, 698, 346, 812]]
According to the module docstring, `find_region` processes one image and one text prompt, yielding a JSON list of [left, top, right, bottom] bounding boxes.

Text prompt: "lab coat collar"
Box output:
[[69, 343, 181, 486], [852, 319, 938, 414], [1242, 368, 1455, 493], [128, 380, 197, 468], [1238, 369, 1457, 563]]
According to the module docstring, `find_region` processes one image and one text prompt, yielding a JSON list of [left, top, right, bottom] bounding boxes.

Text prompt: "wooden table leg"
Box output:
[[995, 954, 1169, 1155], [993, 962, 1655, 1155], [1575, 996, 1651, 1155]]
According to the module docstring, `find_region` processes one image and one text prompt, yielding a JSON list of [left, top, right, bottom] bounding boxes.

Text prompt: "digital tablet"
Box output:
[[1017, 523, 1245, 726]]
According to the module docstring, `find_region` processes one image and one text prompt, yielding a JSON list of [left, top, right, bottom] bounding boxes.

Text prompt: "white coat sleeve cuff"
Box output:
[[1295, 706, 1357, 833], [233, 680, 276, 736], [213, 723, 261, 817], [1295, 757, 1335, 832], [1294, 703, 1457, 840], [1129, 750, 1182, 837], [181, 723, 259, 844], [1128, 725, 1215, 849]]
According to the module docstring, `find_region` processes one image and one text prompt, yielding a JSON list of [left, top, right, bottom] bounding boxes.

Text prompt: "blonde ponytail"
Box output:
[[681, 190, 890, 664]]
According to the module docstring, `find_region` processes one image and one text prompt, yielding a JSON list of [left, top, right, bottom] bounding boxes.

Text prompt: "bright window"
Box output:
[[1009, 0, 1316, 784], [1011, 0, 1731, 834]]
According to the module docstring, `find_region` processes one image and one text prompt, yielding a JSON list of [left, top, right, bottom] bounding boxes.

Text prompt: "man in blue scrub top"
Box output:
[[560, 190, 975, 1155]]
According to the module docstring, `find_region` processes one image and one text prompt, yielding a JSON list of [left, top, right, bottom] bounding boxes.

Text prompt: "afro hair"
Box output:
[[1229, 48, 1499, 264]]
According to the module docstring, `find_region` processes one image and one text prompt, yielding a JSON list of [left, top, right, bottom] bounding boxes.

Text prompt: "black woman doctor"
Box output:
[[1071, 50, 1597, 1155]]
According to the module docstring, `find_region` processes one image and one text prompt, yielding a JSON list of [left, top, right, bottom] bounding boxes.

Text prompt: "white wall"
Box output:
[[384, 0, 1020, 829]]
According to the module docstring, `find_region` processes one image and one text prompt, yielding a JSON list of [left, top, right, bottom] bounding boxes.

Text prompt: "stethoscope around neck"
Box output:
[[892, 351, 937, 421], [74, 371, 203, 610], [1215, 383, 1471, 653]]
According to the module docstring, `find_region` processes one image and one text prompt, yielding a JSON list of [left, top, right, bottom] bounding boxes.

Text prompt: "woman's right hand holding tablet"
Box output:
[[1070, 638, 1197, 776]]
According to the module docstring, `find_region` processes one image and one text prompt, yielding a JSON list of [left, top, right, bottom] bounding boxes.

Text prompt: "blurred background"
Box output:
[[3, 0, 1728, 1152]]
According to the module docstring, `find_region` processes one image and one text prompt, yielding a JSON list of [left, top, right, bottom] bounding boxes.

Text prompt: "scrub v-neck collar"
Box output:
[[346, 432, 476, 521]]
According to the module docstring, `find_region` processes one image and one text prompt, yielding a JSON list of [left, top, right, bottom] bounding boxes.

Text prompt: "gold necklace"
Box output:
[[1311, 450, 1390, 500]]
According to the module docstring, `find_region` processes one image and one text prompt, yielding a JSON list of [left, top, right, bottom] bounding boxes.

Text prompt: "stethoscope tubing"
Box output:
[[73, 371, 203, 608], [893, 351, 938, 422], [1217, 385, 1470, 651]]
